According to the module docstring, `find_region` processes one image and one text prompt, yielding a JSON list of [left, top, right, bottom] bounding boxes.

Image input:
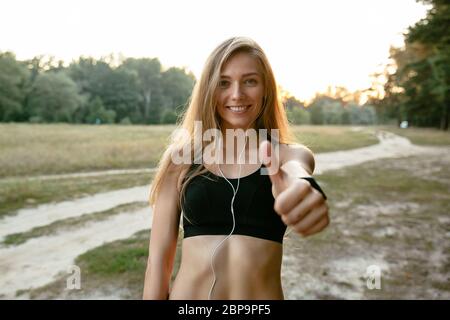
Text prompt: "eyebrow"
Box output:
[[220, 72, 260, 78]]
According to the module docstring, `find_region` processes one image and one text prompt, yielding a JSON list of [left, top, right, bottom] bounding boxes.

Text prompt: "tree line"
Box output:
[[0, 50, 378, 126], [284, 87, 377, 126], [4, 0, 447, 129], [0, 53, 196, 124]]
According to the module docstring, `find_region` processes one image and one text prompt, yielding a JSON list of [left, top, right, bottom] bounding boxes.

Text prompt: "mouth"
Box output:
[[226, 105, 252, 114]]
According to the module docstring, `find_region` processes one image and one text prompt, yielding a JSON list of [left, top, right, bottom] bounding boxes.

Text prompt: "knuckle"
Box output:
[[310, 193, 323, 207], [293, 179, 308, 193], [295, 179, 307, 188], [273, 199, 285, 215]]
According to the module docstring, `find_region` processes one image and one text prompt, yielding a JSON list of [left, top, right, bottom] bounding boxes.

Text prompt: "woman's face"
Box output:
[[215, 52, 265, 132]]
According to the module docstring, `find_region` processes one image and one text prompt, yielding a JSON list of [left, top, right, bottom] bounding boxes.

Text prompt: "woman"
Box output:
[[143, 36, 329, 300]]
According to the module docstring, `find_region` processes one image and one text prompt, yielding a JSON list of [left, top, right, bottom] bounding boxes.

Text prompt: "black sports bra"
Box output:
[[181, 163, 287, 244]]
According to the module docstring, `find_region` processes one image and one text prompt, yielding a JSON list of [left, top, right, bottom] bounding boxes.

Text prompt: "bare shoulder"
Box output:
[[162, 144, 191, 185], [152, 161, 189, 219], [165, 161, 191, 194], [279, 143, 315, 175]]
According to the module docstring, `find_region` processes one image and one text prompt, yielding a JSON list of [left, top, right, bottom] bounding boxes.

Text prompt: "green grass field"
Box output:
[[0, 123, 173, 178], [291, 125, 379, 153], [0, 123, 379, 217], [0, 124, 382, 178]]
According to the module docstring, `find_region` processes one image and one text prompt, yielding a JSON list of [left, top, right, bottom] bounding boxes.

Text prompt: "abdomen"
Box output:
[[169, 235, 284, 300]]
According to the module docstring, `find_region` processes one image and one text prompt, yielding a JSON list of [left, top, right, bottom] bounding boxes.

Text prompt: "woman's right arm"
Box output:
[[143, 163, 183, 300]]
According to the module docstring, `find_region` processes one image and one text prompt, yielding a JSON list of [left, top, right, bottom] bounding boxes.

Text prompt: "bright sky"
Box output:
[[1, 0, 428, 102]]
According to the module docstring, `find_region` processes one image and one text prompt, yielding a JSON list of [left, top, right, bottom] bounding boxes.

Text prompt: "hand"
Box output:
[[259, 140, 329, 237]]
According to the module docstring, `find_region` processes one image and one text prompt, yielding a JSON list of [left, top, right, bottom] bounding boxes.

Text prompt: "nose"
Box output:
[[231, 82, 245, 100]]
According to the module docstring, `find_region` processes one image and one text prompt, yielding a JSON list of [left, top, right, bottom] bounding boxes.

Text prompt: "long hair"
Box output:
[[149, 36, 297, 212]]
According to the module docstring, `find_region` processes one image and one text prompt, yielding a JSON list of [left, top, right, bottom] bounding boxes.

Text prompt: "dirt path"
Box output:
[[314, 130, 436, 174], [1, 168, 156, 183], [0, 208, 152, 299], [0, 129, 447, 298], [0, 186, 149, 241]]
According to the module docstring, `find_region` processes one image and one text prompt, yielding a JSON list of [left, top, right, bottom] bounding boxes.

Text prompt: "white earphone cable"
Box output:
[[208, 135, 248, 300]]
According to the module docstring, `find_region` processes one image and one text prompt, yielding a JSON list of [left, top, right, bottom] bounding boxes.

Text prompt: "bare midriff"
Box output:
[[168, 234, 284, 300]]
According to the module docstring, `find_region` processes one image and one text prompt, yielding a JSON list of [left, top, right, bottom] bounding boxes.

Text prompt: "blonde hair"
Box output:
[[149, 36, 297, 211]]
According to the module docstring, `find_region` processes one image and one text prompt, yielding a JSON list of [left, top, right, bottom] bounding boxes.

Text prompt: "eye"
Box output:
[[218, 80, 229, 88], [245, 78, 257, 85]]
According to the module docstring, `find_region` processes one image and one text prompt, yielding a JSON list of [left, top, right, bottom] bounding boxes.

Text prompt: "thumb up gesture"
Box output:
[[259, 140, 329, 237]]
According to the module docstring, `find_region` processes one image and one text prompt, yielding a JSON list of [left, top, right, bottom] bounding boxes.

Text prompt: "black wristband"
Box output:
[[300, 177, 327, 200]]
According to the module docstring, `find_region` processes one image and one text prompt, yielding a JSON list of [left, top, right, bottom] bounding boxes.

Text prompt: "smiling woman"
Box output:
[[215, 53, 265, 132], [143, 36, 329, 300]]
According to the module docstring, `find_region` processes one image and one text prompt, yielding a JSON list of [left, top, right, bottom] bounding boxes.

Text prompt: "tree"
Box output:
[[381, 0, 450, 130], [100, 68, 140, 123], [308, 94, 345, 125], [120, 58, 163, 123], [26, 72, 84, 122], [282, 94, 310, 125], [284, 96, 306, 111], [0, 52, 30, 121], [1, 52, 198, 124], [160, 67, 196, 117], [286, 107, 311, 125], [160, 109, 178, 124], [68, 58, 140, 123], [406, 0, 450, 130], [84, 96, 116, 124], [67, 57, 112, 99]]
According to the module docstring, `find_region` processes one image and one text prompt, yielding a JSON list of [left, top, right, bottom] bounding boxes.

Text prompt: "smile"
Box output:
[[226, 105, 251, 113]]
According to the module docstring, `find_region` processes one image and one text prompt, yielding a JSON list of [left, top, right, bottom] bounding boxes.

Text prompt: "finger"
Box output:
[[280, 191, 324, 225], [274, 179, 310, 216], [259, 140, 285, 194], [292, 203, 328, 234], [300, 215, 330, 237]]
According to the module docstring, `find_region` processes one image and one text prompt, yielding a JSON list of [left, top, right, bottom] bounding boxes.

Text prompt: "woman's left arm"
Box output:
[[260, 141, 330, 237]]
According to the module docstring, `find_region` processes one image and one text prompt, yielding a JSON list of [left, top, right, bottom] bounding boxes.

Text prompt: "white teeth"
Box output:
[[228, 105, 250, 112]]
